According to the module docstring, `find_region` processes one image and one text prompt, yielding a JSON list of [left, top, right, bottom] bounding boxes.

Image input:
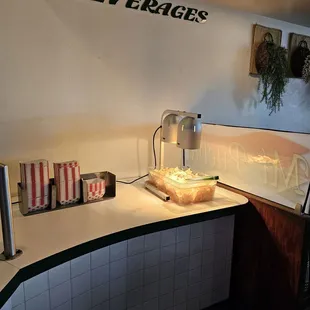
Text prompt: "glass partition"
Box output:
[[187, 124, 310, 212]]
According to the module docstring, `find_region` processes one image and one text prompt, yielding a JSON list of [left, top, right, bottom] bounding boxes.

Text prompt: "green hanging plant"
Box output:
[[256, 33, 289, 115], [302, 55, 310, 83]]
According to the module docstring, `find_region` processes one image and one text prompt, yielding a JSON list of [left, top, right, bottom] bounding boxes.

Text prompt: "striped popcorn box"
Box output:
[[27, 196, 49, 212], [54, 160, 81, 205], [86, 178, 106, 201], [57, 180, 81, 205], [53, 161, 80, 183], [56, 166, 81, 183], [19, 159, 50, 212], [20, 159, 50, 188], [20, 160, 50, 198], [58, 197, 80, 205]]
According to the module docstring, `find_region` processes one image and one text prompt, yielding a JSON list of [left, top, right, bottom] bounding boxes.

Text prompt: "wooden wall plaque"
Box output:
[[288, 33, 310, 78], [249, 24, 282, 76]]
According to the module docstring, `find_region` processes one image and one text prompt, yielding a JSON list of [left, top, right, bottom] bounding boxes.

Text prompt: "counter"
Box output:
[[0, 182, 247, 310]]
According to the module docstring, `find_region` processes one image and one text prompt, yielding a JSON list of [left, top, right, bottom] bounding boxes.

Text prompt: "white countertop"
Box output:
[[0, 183, 247, 293]]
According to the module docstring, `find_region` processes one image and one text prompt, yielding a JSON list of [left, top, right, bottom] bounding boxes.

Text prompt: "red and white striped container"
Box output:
[[19, 160, 50, 212], [86, 178, 106, 201], [54, 161, 81, 205], [56, 180, 81, 205], [26, 196, 50, 212], [53, 161, 80, 183]]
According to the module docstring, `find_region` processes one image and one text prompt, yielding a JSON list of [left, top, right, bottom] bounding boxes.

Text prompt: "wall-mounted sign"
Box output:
[[92, 0, 208, 24]]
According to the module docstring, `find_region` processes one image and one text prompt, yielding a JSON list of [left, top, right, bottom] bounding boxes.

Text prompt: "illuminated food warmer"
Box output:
[[145, 109, 214, 203]]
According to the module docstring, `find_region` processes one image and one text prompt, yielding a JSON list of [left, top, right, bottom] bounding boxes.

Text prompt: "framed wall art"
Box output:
[[249, 24, 282, 76]]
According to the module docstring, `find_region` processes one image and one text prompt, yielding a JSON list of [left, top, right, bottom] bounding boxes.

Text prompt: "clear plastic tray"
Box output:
[[148, 169, 168, 192], [148, 167, 218, 205]]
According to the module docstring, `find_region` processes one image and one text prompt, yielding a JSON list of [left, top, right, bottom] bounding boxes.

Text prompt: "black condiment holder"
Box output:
[[17, 171, 116, 216]]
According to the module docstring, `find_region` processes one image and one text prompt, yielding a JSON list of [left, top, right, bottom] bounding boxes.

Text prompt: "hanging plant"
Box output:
[[255, 33, 289, 115], [291, 40, 310, 78], [302, 55, 310, 83]]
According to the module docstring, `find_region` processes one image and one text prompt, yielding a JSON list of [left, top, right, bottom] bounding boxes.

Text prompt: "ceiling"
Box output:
[[204, 0, 310, 27]]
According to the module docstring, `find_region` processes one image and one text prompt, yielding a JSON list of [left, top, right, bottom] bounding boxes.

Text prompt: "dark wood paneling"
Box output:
[[218, 183, 306, 310]]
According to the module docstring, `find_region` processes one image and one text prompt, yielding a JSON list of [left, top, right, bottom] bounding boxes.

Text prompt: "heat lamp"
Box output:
[[145, 109, 202, 201]]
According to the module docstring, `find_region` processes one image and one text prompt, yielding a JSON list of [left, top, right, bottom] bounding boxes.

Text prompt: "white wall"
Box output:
[[1, 0, 310, 192]]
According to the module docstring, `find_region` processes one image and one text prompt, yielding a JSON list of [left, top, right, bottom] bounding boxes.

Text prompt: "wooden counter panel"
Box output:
[[218, 183, 305, 310]]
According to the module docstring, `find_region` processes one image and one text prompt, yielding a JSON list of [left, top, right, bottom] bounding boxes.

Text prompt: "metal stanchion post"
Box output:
[[0, 164, 22, 260]]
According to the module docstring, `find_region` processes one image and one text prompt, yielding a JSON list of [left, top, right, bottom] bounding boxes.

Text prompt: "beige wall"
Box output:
[[1, 0, 310, 194]]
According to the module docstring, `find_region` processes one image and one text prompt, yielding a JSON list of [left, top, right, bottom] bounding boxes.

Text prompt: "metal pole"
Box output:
[[0, 164, 16, 258]]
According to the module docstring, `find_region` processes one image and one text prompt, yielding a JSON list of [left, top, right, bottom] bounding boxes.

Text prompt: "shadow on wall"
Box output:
[[192, 46, 260, 128], [193, 44, 310, 131], [300, 83, 310, 111], [0, 115, 157, 195], [232, 47, 259, 112]]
